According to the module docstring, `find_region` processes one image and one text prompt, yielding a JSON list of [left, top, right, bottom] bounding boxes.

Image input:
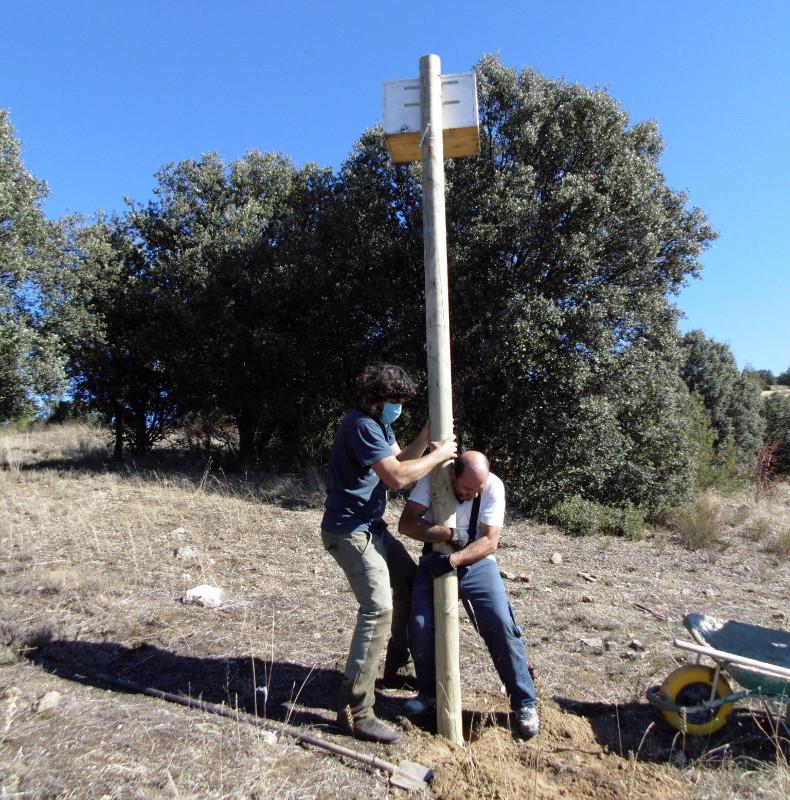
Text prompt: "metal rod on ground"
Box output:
[[420, 52, 463, 744], [96, 674, 432, 791]]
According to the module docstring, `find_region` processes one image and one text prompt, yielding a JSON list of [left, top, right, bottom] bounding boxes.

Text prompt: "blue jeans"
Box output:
[[409, 555, 536, 710]]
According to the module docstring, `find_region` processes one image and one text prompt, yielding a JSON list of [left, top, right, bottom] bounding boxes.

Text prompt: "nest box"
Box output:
[[382, 71, 480, 162]]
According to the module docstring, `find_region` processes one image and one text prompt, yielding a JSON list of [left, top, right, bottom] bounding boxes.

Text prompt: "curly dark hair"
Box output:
[[355, 364, 417, 418]]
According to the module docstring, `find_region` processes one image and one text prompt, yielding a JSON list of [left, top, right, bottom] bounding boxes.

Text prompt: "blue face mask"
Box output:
[[379, 402, 402, 425]]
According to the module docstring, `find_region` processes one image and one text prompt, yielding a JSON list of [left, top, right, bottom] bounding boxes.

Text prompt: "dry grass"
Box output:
[[1, 423, 790, 799], [670, 484, 790, 557]]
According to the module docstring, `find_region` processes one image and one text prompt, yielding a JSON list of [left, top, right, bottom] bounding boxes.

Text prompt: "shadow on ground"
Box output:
[[23, 631, 545, 744], [17, 451, 323, 510], [24, 631, 344, 729], [23, 633, 790, 763], [554, 695, 790, 765]]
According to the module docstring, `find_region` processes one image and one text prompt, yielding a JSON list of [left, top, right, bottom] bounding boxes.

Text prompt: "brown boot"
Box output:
[[336, 706, 401, 743]]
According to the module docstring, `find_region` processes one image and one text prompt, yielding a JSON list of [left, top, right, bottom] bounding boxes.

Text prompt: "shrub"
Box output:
[[688, 394, 743, 492], [743, 368, 770, 391], [744, 517, 772, 542], [762, 392, 790, 476], [765, 528, 790, 559], [546, 496, 645, 539], [670, 494, 723, 550]]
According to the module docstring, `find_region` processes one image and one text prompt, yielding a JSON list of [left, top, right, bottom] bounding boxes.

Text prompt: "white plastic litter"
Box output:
[[181, 584, 223, 607]]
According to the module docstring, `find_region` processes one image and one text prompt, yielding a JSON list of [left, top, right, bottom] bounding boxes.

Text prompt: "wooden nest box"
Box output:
[[382, 71, 480, 162]]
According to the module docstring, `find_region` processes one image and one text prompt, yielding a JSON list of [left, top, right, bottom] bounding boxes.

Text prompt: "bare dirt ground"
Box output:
[[2, 424, 790, 799]]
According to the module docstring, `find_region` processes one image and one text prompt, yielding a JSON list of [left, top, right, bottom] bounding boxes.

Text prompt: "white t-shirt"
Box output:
[[408, 472, 506, 543]]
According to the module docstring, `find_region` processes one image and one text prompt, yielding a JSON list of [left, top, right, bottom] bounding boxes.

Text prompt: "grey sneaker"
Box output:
[[516, 706, 539, 738], [402, 693, 436, 716]]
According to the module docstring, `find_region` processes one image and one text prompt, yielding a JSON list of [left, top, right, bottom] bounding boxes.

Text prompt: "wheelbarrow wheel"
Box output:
[[659, 664, 734, 735]]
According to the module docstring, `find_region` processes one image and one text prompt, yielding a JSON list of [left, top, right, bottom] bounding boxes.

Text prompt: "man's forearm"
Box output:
[[448, 536, 497, 568], [396, 436, 429, 462], [387, 448, 450, 489], [400, 515, 451, 543]]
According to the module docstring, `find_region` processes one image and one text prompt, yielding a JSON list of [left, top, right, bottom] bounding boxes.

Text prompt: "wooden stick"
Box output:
[[420, 52, 462, 744]]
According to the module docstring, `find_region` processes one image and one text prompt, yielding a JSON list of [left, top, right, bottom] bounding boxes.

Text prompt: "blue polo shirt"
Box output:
[[321, 407, 395, 533]]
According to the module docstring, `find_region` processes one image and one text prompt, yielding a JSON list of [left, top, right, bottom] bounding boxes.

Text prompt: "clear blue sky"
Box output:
[[3, 0, 788, 374]]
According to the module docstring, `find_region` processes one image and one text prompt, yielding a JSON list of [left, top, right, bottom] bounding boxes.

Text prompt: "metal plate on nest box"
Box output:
[[383, 71, 480, 161]]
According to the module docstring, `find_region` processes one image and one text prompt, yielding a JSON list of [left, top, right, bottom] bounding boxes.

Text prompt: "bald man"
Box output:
[[397, 451, 539, 738]]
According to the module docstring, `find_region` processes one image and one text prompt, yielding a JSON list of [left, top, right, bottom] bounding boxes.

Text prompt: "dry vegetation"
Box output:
[[2, 422, 790, 799]]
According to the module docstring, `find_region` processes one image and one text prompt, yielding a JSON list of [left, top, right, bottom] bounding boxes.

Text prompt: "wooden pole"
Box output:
[[420, 53, 462, 743]]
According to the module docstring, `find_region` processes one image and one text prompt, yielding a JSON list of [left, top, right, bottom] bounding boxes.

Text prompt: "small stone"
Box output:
[[259, 730, 278, 745], [581, 637, 604, 652], [33, 690, 61, 713], [581, 595, 594, 603], [174, 546, 199, 561], [604, 640, 618, 651], [550, 552, 563, 565], [500, 570, 517, 581], [518, 573, 532, 583], [181, 585, 223, 607], [628, 639, 645, 651]]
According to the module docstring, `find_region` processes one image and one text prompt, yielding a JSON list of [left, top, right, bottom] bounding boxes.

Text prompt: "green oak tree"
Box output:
[[762, 391, 790, 476], [440, 56, 718, 514], [126, 150, 339, 463], [58, 213, 176, 457], [680, 329, 765, 467], [0, 109, 67, 421]]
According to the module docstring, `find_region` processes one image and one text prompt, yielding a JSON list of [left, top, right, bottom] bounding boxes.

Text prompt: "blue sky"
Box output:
[[3, 1, 788, 374]]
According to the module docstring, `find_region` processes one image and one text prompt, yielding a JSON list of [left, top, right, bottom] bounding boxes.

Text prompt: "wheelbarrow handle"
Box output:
[[673, 639, 790, 682]]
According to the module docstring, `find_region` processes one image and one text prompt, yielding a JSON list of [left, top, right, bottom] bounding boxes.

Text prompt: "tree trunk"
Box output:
[[112, 399, 124, 462]]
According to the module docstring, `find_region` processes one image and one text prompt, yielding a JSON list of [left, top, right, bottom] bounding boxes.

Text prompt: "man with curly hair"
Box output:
[[322, 364, 458, 743]]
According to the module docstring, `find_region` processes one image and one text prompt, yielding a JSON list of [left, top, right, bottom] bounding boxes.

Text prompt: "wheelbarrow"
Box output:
[[646, 612, 790, 735]]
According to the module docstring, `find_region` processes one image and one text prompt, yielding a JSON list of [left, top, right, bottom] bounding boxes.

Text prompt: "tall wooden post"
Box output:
[[382, 54, 478, 744], [420, 53, 463, 743]]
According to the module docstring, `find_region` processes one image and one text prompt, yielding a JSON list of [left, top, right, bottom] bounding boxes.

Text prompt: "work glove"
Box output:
[[447, 527, 469, 551], [424, 551, 455, 579]]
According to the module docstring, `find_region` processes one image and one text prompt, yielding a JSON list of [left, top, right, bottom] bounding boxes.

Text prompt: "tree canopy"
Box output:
[[441, 57, 717, 513], [9, 55, 782, 516], [0, 109, 67, 419], [680, 329, 765, 466]]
